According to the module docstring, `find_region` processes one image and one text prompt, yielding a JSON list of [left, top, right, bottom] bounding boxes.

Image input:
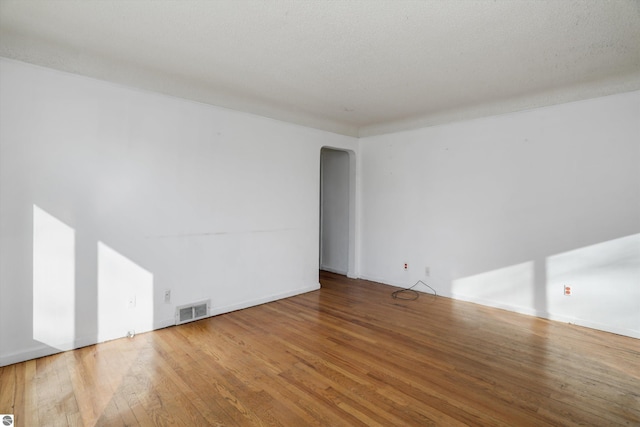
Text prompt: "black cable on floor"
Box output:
[[391, 280, 437, 301]]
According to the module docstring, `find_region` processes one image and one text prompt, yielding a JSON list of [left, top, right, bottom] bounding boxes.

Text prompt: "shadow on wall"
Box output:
[[451, 233, 640, 337], [32, 204, 155, 352], [97, 241, 153, 342]]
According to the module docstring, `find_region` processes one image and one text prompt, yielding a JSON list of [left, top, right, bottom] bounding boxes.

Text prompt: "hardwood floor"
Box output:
[[1, 271, 639, 426]]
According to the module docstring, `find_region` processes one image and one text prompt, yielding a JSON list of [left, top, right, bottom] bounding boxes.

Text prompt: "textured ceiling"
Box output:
[[1, 0, 639, 137]]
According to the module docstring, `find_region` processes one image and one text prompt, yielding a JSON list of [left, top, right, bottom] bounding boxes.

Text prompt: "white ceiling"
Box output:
[[1, 0, 639, 137]]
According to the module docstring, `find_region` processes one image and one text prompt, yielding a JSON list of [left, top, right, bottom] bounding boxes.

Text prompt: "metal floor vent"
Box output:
[[176, 300, 210, 325]]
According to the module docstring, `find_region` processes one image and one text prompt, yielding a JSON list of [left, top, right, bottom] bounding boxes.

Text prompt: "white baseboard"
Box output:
[[320, 265, 348, 275], [450, 292, 639, 339], [0, 283, 321, 367], [208, 283, 320, 317], [5, 280, 632, 367], [544, 313, 640, 339], [360, 274, 640, 340], [0, 336, 96, 367], [154, 317, 177, 330], [358, 274, 405, 288]]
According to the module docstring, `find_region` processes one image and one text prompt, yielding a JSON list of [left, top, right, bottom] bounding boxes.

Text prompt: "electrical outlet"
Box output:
[[564, 285, 572, 296], [404, 263, 408, 270], [164, 289, 171, 304]]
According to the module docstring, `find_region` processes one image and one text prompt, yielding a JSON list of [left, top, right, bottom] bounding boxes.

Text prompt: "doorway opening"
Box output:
[[319, 147, 356, 279]]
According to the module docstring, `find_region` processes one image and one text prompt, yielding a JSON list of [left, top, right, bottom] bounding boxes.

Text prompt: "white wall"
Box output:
[[0, 58, 358, 366], [1, 58, 637, 368], [320, 148, 350, 274], [359, 91, 640, 338]]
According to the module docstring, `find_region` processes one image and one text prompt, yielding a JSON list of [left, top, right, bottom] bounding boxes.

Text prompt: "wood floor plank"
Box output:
[[1, 271, 638, 426], [0, 365, 16, 416]]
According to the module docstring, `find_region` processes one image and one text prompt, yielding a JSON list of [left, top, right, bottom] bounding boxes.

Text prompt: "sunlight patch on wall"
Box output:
[[546, 233, 640, 331], [97, 242, 154, 343], [451, 261, 535, 312], [33, 205, 76, 350]]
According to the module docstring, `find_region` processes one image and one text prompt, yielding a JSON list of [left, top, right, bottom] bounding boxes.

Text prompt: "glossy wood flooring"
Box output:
[[1, 271, 639, 426]]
